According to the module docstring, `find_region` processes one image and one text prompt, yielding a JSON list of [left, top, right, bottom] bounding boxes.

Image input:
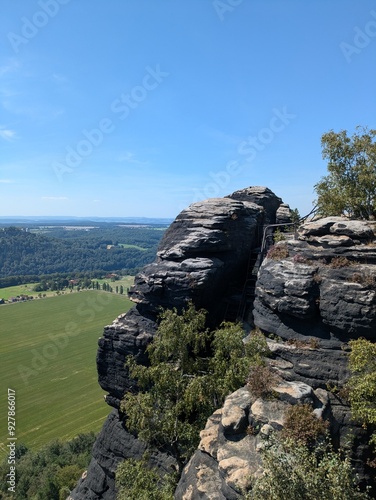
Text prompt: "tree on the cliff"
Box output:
[[116, 456, 175, 500], [120, 303, 269, 470], [314, 126, 376, 219], [248, 438, 369, 499], [347, 338, 376, 453]]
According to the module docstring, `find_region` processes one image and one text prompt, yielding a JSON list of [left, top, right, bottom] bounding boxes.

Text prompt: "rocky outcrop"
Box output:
[[70, 187, 285, 499], [175, 381, 331, 499], [276, 203, 293, 225], [71, 410, 176, 500], [71, 202, 376, 499], [175, 217, 376, 498], [253, 217, 376, 350]]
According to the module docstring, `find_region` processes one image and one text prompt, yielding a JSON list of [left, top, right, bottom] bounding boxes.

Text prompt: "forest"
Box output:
[[0, 224, 166, 282]]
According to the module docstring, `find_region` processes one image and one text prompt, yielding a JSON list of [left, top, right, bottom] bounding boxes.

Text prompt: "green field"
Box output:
[[0, 276, 135, 301], [0, 291, 133, 459], [0, 283, 43, 300]]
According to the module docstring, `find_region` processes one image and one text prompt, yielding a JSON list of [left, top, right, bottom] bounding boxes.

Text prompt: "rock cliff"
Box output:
[[71, 193, 376, 499], [71, 187, 285, 499], [177, 216, 376, 498]]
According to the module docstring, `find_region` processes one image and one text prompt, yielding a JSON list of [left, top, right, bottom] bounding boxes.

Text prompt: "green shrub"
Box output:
[[116, 457, 175, 500], [281, 404, 328, 447], [247, 364, 277, 399], [247, 438, 369, 499], [266, 243, 289, 260], [121, 304, 270, 470], [273, 228, 286, 243], [347, 338, 376, 448]]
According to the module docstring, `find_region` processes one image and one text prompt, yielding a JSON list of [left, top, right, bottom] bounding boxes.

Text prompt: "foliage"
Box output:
[[290, 207, 301, 225], [116, 456, 176, 500], [0, 433, 96, 500], [347, 338, 376, 447], [209, 324, 270, 406], [351, 272, 376, 288], [281, 404, 328, 447], [121, 304, 269, 470], [266, 243, 289, 260], [247, 437, 369, 500], [273, 228, 286, 243], [247, 364, 277, 399], [0, 224, 166, 277], [314, 126, 376, 219]]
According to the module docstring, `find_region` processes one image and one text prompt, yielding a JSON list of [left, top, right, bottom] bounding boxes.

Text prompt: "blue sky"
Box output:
[[1, 0, 375, 218]]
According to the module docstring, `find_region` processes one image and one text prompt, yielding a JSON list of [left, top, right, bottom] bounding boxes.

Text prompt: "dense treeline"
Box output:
[[0, 225, 165, 278], [0, 433, 96, 500]]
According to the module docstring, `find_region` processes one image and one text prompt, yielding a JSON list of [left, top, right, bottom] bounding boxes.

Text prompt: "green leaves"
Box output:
[[121, 304, 268, 468], [116, 456, 175, 500], [315, 126, 376, 219], [248, 439, 369, 500], [347, 338, 376, 446]]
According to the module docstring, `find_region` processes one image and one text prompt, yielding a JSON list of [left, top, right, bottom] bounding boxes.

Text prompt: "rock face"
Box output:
[[254, 216, 376, 350], [176, 382, 330, 499], [70, 187, 286, 499], [176, 216, 376, 498], [71, 201, 376, 499]]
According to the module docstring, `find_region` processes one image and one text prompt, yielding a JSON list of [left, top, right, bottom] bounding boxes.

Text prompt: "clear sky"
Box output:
[[1, 0, 375, 218]]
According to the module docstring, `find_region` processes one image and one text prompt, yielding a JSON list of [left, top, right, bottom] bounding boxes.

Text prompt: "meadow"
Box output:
[[0, 276, 135, 301], [0, 291, 133, 459]]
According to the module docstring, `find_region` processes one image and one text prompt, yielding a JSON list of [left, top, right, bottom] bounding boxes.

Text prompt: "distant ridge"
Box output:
[[0, 216, 173, 225]]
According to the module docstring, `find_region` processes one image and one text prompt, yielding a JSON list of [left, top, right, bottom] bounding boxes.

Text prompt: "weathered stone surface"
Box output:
[[70, 410, 177, 500], [176, 382, 331, 498], [74, 187, 284, 499], [253, 218, 376, 348], [227, 186, 282, 224], [299, 217, 375, 241], [73, 201, 376, 499], [266, 340, 350, 388], [128, 197, 264, 316], [97, 307, 156, 406], [276, 203, 293, 225]]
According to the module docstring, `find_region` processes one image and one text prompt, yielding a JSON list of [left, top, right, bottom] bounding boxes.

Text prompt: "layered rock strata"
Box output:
[[72, 205, 376, 499], [71, 187, 285, 499], [178, 216, 376, 497]]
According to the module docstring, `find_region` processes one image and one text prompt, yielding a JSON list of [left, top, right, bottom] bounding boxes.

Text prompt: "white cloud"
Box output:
[[0, 179, 14, 183], [0, 127, 16, 141], [116, 151, 149, 167]]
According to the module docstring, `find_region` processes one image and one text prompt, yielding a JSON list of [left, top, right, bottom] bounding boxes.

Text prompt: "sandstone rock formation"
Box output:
[[71, 198, 376, 499], [253, 216, 376, 382], [175, 381, 330, 499], [177, 216, 376, 498], [71, 187, 286, 499]]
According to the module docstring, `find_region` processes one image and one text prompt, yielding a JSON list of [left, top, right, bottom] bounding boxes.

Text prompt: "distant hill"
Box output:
[[0, 216, 173, 226], [0, 223, 167, 278]]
